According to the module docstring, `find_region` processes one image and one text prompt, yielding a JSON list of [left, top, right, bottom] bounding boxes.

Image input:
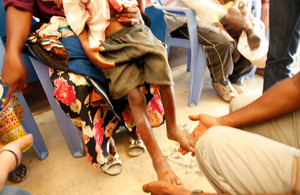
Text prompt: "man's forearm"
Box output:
[[218, 73, 300, 128]]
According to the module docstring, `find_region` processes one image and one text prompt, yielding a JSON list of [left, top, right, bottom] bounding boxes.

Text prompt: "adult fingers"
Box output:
[[188, 115, 200, 121], [117, 18, 139, 26], [178, 146, 188, 155], [142, 182, 152, 193]]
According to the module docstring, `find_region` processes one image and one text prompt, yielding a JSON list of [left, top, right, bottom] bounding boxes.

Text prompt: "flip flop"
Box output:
[[8, 163, 28, 183], [101, 153, 122, 176], [128, 137, 146, 157]]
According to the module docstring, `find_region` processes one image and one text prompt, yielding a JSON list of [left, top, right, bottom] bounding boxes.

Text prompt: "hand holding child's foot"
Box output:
[[178, 133, 197, 156], [167, 126, 196, 154]]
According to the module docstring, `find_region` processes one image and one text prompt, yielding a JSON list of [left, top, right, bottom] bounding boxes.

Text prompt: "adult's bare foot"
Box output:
[[167, 125, 197, 154]]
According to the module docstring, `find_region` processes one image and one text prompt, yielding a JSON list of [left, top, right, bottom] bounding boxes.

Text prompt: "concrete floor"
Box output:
[[4, 47, 264, 195]]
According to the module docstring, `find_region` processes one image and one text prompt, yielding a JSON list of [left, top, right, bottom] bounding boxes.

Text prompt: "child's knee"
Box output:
[[127, 88, 146, 107]]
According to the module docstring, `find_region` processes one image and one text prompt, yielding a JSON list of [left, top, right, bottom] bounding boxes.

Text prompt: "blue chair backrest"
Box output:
[[145, 2, 166, 42]]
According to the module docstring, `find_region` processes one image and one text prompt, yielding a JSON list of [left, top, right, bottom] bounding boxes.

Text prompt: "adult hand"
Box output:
[[189, 114, 219, 139], [84, 46, 115, 70], [221, 9, 246, 31], [115, 4, 141, 26], [178, 133, 197, 156], [143, 181, 191, 195], [1, 54, 27, 109]]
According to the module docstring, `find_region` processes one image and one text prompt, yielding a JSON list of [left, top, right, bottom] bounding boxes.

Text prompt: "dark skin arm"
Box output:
[[115, 0, 144, 25], [179, 72, 300, 155], [78, 0, 145, 69], [1, 6, 32, 109], [143, 180, 297, 195], [77, 28, 115, 70]]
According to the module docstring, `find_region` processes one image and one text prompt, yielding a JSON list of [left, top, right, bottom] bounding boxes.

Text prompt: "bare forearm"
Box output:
[[137, 0, 145, 13], [218, 73, 300, 128], [0, 153, 17, 190], [5, 6, 32, 56]]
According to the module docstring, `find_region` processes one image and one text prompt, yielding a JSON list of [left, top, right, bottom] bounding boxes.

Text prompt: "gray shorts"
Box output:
[[99, 23, 174, 100]]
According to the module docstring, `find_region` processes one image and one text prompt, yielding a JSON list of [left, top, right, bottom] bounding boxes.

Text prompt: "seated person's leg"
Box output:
[[196, 125, 298, 194], [50, 70, 121, 175], [171, 24, 239, 102], [199, 26, 239, 102], [228, 55, 254, 94]]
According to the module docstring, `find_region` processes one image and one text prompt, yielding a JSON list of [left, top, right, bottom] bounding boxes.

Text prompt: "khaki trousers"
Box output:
[[196, 94, 300, 194]]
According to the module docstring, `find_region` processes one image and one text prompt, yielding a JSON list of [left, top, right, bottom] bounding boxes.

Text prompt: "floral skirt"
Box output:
[[50, 68, 164, 167]]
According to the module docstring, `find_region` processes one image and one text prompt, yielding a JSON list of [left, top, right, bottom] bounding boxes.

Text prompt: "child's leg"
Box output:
[[159, 85, 196, 153], [127, 87, 181, 185]]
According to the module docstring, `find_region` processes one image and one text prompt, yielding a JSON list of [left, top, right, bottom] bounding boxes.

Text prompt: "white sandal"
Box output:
[[101, 153, 122, 176], [128, 137, 146, 157]]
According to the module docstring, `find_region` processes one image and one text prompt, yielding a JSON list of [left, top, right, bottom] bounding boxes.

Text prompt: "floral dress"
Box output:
[[50, 69, 164, 167], [26, 18, 165, 169]]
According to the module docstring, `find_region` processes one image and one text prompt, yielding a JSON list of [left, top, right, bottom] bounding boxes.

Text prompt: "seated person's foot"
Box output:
[[212, 81, 238, 102], [8, 163, 28, 183], [246, 29, 261, 50], [101, 138, 122, 176], [167, 126, 196, 154], [232, 83, 248, 94], [128, 133, 146, 157]]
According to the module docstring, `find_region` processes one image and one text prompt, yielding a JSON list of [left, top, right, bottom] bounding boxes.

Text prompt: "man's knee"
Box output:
[[215, 38, 235, 53], [229, 93, 261, 113], [195, 126, 231, 158]]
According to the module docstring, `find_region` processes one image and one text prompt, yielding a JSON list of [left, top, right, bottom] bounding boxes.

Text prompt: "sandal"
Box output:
[[101, 153, 122, 176], [8, 163, 28, 183], [128, 137, 146, 157]]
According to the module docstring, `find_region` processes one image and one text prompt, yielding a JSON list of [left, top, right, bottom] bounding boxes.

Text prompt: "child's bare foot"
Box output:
[[167, 126, 196, 153], [154, 159, 181, 186]]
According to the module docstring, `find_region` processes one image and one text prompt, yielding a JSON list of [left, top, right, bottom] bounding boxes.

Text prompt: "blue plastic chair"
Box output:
[[29, 57, 85, 158], [152, 0, 207, 107], [0, 39, 48, 160], [0, 0, 85, 158]]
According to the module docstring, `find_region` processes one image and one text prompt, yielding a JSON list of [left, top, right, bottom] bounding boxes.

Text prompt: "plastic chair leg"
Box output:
[[29, 57, 85, 158], [15, 94, 49, 160], [0, 39, 48, 160], [188, 47, 207, 107], [187, 49, 191, 72]]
